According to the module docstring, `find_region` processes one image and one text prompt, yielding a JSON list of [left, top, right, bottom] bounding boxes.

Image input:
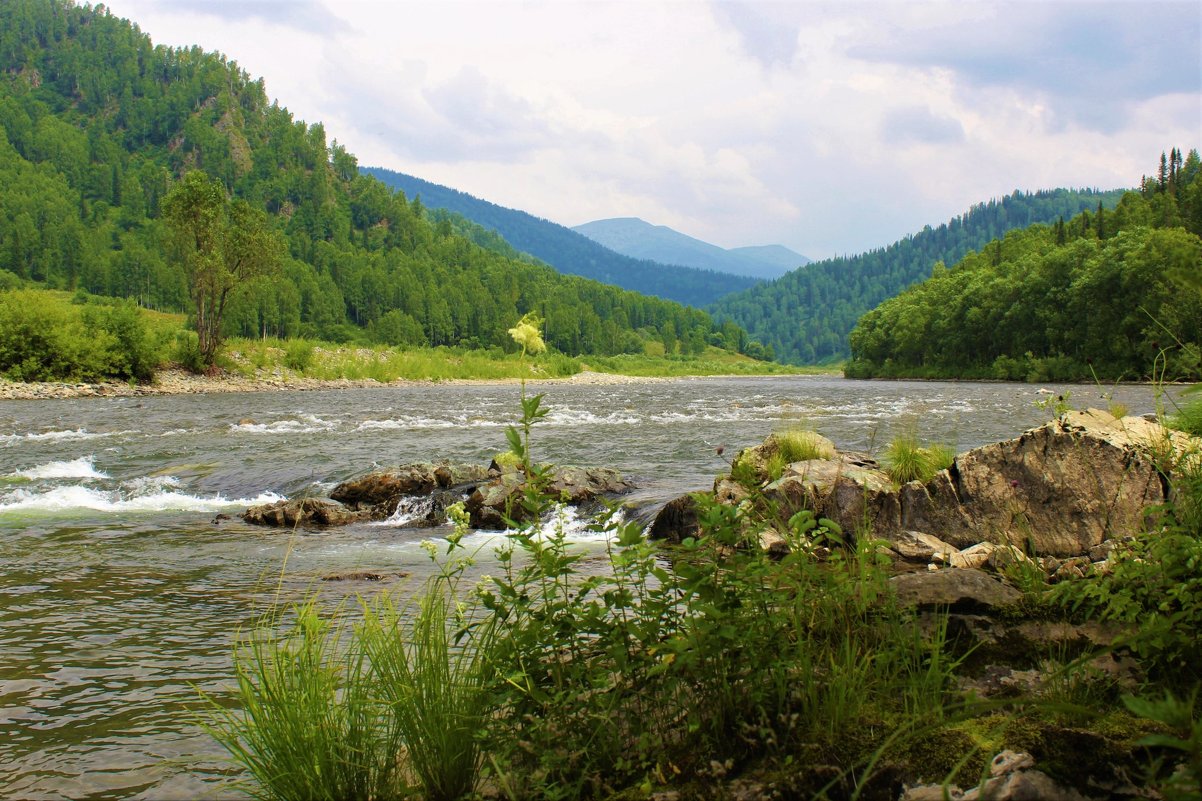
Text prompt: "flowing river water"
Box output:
[[0, 376, 1188, 799]]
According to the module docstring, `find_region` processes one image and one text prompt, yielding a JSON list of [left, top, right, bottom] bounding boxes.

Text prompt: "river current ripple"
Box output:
[[0, 376, 1186, 799]]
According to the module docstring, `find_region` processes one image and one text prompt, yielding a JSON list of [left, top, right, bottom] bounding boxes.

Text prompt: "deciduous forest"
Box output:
[[0, 0, 756, 363], [846, 150, 1202, 381]]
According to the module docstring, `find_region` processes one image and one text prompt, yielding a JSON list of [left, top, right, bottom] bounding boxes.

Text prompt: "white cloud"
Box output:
[[101, 0, 1201, 260]]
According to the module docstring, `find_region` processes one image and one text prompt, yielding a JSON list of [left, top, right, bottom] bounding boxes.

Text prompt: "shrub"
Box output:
[[81, 299, 165, 382], [0, 290, 115, 381], [282, 339, 314, 372], [171, 330, 207, 374]]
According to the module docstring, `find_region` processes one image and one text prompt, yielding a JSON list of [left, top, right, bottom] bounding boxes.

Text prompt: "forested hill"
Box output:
[[0, 0, 758, 359], [709, 188, 1129, 364], [847, 150, 1202, 382], [361, 167, 759, 307]]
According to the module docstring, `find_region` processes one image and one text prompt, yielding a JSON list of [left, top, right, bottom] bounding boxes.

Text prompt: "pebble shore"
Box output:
[[0, 368, 667, 401]]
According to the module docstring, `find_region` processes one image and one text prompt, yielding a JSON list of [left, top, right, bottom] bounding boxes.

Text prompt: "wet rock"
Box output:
[[465, 473, 526, 529], [890, 568, 1022, 612], [545, 466, 634, 504], [330, 462, 488, 509], [764, 457, 900, 542], [243, 497, 368, 528], [464, 466, 635, 530], [320, 570, 409, 582], [887, 530, 958, 564], [649, 493, 702, 543]]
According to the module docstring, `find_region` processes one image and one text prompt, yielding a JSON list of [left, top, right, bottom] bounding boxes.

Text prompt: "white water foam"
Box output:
[[232, 414, 339, 435], [499, 504, 620, 544], [10, 456, 109, 481], [368, 495, 437, 527], [0, 429, 133, 446], [542, 409, 641, 427], [357, 416, 460, 431], [0, 484, 282, 514]]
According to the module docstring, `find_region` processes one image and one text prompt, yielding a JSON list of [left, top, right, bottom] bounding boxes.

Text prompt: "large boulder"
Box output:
[[466, 466, 636, 530], [889, 568, 1022, 612], [243, 497, 369, 528], [763, 456, 901, 542], [648, 493, 702, 544], [330, 462, 488, 509], [922, 409, 1183, 557], [662, 409, 1195, 560]]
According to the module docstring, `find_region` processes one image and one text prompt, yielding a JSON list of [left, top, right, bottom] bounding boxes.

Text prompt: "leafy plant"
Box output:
[[1052, 440, 1202, 687], [1123, 689, 1202, 801], [282, 339, 314, 372]]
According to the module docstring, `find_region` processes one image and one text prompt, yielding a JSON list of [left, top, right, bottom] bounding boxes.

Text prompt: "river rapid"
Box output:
[[0, 376, 1186, 799]]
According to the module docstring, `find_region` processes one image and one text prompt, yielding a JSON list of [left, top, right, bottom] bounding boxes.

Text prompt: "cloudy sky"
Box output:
[[103, 0, 1200, 260]]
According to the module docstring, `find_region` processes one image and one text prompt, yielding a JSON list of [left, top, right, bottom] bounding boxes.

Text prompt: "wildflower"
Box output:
[[508, 313, 546, 357]]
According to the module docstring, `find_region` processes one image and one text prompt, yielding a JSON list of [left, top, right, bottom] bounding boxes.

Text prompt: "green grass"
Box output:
[[882, 433, 956, 485], [204, 602, 410, 801], [582, 347, 831, 377], [1169, 394, 1202, 437], [1, 289, 833, 384], [773, 426, 836, 462]]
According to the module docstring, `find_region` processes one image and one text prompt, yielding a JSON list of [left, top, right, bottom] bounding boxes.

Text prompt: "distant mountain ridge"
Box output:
[[361, 168, 758, 307], [709, 188, 1131, 364], [573, 218, 809, 280]]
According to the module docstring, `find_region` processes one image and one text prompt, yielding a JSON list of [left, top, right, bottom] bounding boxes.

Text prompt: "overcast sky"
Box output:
[[102, 0, 1200, 260]]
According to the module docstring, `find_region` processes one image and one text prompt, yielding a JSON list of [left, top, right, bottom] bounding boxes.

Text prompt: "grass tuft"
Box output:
[[883, 433, 955, 485], [773, 426, 836, 463]]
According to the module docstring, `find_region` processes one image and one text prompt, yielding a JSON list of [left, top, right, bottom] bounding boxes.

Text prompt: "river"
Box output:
[[0, 376, 1185, 799]]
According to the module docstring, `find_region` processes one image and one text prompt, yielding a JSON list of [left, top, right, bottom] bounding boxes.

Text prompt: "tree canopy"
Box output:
[[709, 189, 1129, 364], [845, 151, 1202, 382]]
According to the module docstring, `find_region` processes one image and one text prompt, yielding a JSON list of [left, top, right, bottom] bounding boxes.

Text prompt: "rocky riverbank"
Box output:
[[0, 367, 670, 401]]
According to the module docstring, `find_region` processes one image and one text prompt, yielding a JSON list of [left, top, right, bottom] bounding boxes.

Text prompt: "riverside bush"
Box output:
[[0, 290, 165, 382]]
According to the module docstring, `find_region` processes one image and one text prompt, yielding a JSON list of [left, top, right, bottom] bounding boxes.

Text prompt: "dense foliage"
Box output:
[[362, 167, 760, 307], [847, 150, 1202, 381], [710, 188, 1128, 364], [0, 290, 169, 381], [0, 0, 756, 366]]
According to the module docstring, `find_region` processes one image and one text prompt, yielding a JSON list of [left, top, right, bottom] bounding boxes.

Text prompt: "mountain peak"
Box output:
[[572, 218, 809, 280]]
